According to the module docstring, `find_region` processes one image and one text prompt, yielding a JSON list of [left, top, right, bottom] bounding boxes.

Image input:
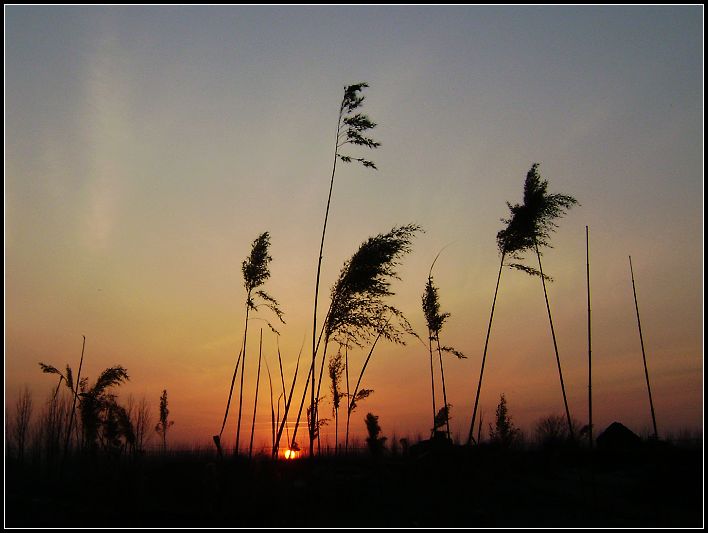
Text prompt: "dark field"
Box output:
[[5, 442, 703, 528]]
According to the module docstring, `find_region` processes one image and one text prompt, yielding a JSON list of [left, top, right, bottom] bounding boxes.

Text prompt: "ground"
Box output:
[[5, 443, 703, 527]]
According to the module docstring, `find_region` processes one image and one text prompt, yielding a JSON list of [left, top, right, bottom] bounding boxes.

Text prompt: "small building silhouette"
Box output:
[[596, 421, 642, 451]]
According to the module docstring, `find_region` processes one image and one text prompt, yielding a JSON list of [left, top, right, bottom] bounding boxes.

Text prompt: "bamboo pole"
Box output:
[[586, 227, 593, 448], [629, 256, 658, 439]]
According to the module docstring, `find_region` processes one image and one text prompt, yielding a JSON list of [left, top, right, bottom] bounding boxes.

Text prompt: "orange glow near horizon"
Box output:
[[283, 448, 301, 460]]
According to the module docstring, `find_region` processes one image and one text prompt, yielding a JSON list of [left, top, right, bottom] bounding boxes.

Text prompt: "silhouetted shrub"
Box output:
[[364, 412, 387, 456], [488, 394, 522, 449]]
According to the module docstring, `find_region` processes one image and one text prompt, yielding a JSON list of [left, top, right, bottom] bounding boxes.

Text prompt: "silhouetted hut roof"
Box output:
[[596, 422, 642, 450]]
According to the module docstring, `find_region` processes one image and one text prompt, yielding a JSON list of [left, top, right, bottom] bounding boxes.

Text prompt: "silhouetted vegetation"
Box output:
[[12, 386, 33, 463], [155, 389, 174, 453], [364, 412, 387, 456], [291, 223, 421, 455], [422, 252, 465, 440], [488, 393, 523, 449], [218, 231, 284, 456], [39, 362, 131, 455], [309, 82, 380, 458], [535, 414, 582, 450], [469, 164, 578, 444], [5, 411, 701, 527], [328, 347, 345, 454]]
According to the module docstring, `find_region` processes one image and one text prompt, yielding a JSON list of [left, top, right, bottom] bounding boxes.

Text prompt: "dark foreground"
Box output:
[[5, 444, 703, 527]]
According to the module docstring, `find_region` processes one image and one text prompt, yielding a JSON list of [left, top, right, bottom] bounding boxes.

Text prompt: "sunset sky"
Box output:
[[5, 6, 703, 451]]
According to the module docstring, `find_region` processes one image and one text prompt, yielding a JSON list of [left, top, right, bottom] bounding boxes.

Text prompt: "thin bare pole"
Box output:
[[586, 227, 593, 448], [629, 256, 658, 439]]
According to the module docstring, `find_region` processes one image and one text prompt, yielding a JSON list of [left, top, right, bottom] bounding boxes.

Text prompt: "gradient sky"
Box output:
[[5, 6, 703, 451]]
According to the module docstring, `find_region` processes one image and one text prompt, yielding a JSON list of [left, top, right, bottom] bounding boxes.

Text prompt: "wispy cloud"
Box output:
[[80, 29, 134, 251]]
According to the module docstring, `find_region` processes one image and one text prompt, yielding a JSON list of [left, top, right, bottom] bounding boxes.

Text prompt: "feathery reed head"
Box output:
[[497, 163, 578, 277], [422, 276, 450, 338], [337, 82, 380, 170], [328, 348, 345, 414], [522, 163, 578, 249], [91, 366, 130, 396], [325, 224, 421, 346], [242, 231, 285, 329], [243, 232, 272, 294], [39, 362, 62, 376]]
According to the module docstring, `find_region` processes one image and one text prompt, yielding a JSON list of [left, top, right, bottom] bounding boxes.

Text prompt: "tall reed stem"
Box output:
[[468, 252, 505, 445], [345, 316, 391, 454], [273, 343, 303, 458], [428, 334, 437, 437], [235, 301, 251, 454], [344, 345, 350, 454], [63, 335, 85, 462], [435, 337, 451, 440], [249, 329, 263, 459], [310, 107, 344, 458], [535, 241, 574, 440]]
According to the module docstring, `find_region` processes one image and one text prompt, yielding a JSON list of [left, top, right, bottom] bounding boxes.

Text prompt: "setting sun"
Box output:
[[283, 448, 300, 460]]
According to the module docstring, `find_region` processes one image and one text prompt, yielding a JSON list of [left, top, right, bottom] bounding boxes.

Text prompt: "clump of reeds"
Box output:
[[39, 362, 131, 454]]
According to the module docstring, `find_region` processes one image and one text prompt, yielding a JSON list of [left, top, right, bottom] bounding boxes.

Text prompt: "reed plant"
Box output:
[[220, 231, 283, 456], [309, 82, 380, 457], [422, 253, 465, 440], [468, 163, 577, 443], [40, 362, 131, 453], [293, 224, 421, 455], [156, 389, 174, 453], [328, 346, 345, 454]]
